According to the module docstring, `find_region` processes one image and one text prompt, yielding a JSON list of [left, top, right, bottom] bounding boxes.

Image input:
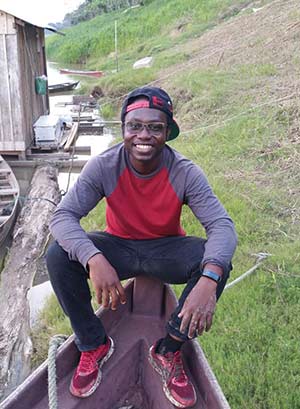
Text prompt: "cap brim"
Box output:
[[167, 119, 180, 141]]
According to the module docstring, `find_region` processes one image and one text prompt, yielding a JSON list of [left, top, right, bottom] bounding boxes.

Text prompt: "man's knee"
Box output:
[[46, 241, 70, 277]]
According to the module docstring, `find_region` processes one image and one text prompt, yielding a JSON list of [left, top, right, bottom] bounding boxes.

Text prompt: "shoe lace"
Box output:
[[78, 350, 98, 373], [172, 351, 188, 383]]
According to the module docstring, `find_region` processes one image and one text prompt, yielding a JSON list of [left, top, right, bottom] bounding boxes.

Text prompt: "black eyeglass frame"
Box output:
[[124, 121, 167, 135]]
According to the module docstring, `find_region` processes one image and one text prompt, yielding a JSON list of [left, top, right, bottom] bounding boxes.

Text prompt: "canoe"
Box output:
[[0, 276, 230, 409], [0, 155, 19, 250], [59, 68, 104, 78], [48, 81, 79, 94]]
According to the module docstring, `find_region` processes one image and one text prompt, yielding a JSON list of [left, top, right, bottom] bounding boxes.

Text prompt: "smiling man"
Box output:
[[47, 86, 237, 408]]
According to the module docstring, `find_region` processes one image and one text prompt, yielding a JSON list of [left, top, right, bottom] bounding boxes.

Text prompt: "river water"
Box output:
[[27, 63, 116, 326]]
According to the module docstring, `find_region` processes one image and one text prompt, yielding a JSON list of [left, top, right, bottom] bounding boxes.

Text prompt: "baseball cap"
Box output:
[[121, 86, 180, 140]]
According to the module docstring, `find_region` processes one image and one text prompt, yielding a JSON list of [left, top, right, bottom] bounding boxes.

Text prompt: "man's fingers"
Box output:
[[188, 316, 199, 339], [96, 289, 102, 305], [116, 282, 127, 304], [109, 287, 119, 310], [179, 310, 191, 334], [102, 288, 110, 308], [197, 315, 206, 336], [205, 311, 214, 332]]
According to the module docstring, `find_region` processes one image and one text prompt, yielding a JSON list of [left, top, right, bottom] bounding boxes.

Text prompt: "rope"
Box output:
[[59, 144, 76, 196], [180, 93, 297, 136], [19, 195, 59, 207], [48, 335, 68, 409], [225, 252, 271, 290]]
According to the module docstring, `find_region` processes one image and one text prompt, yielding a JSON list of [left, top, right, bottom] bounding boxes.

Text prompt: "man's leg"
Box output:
[[139, 235, 231, 408], [46, 241, 106, 350], [46, 232, 139, 398], [138, 235, 230, 338]]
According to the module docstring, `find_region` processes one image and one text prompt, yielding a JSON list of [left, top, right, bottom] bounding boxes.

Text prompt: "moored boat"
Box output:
[[59, 68, 104, 78], [0, 155, 19, 249], [0, 276, 230, 409], [48, 81, 79, 94]]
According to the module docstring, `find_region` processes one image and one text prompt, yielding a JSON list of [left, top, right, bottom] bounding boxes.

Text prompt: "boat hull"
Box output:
[[0, 155, 19, 252], [59, 69, 103, 78], [48, 81, 79, 94], [0, 277, 230, 409]]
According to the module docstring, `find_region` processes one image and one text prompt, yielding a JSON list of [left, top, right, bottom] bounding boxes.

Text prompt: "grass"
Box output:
[[46, 0, 256, 67], [32, 1, 300, 408]]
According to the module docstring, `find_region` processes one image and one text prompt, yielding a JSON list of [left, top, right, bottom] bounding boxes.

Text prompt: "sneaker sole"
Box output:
[[148, 347, 194, 409], [70, 337, 115, 398]]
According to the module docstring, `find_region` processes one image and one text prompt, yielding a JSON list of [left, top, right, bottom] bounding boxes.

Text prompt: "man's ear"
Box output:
[[121, 123, 125, 137]]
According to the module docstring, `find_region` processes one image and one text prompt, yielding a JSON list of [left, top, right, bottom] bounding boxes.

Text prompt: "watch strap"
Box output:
[[202, 270, 222, 283]]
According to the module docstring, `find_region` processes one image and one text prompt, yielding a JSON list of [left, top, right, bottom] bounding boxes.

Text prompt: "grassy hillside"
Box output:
[[47, 0, 257, 66], [36, 1, 300, 408]]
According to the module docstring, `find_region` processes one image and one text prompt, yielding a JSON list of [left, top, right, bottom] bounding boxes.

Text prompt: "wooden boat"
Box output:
[[59, 68, 104, 78], [0, 277, 230, 409], [0, 155, 19, 249], [48, 81, 79, 94]]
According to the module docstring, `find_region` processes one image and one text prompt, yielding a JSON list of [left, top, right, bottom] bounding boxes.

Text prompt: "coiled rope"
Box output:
[[48, 335, 68, 409]]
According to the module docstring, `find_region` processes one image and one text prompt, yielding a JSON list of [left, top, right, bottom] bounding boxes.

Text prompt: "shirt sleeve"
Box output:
[[184, 164, 238, 272], [49, 155, 105, 268]]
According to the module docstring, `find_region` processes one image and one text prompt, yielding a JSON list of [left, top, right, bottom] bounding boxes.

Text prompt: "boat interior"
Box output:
[[1, 277, 229, 409]]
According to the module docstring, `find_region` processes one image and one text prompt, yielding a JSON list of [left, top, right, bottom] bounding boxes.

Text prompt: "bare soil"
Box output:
[[157, 0, 300, 226]]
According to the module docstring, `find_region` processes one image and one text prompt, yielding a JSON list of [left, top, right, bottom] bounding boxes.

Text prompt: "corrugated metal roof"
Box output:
[[0, 2, 62, 33]]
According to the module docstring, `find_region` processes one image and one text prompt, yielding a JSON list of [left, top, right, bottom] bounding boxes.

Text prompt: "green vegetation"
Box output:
[[47, 0, 253, 65], [64, 0, 152, 25], [34, 1, 300, 408]]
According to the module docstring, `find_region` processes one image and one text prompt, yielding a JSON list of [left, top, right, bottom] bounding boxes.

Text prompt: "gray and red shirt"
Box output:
[[50, 143, 237, 270]]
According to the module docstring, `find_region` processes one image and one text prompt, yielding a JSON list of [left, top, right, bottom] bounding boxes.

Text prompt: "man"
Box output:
[[46, 86, 237, 408]]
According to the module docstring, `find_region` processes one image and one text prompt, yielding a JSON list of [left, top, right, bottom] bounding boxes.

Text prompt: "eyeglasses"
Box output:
[[125, 121, 166, 135]]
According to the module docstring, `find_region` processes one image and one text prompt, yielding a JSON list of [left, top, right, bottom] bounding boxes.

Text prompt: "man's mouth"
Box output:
[[134, 144, 153, 152]]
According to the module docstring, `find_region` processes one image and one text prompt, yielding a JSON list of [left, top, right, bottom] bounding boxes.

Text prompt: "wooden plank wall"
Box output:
[[0, 12, 25, 153], [17, 22, 49, 149], [0, 12, 49, 157]]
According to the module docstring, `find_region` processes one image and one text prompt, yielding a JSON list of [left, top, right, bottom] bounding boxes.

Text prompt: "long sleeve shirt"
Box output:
[[50, 143, 237, 270]]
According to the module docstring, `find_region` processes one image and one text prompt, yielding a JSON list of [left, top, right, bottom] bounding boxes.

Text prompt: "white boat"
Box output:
[[0, 155, 19, 248]]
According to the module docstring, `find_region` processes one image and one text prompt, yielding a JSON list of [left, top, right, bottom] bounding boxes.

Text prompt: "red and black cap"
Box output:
[[121, 86, 180, 140]]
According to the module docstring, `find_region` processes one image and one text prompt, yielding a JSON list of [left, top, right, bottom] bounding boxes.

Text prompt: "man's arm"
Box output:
[[50, 156, 105, 268], [179, 164, 237, 337], [178, 263, 222, 338], [50, 153, 127, 309], [185, 164, 238, 271]]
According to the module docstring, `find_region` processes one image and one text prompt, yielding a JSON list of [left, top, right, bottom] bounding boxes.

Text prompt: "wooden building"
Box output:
[[0, 8, 57, 158]]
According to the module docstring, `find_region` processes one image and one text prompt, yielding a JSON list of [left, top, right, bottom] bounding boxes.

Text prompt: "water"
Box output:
[[47, 61, 73, 85], [28, 62, 116, 326]]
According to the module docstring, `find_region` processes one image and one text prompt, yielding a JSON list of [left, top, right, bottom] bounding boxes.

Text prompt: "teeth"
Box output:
[[135, 144, 152, 150]]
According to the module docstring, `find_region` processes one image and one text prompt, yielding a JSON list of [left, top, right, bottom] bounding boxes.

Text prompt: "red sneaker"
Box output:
[[149, 343, 197, 408], [70, 337, 114, 398]]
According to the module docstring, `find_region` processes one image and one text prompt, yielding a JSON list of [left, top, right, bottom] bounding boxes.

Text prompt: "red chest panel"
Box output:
[[105, 167, 185, 239]]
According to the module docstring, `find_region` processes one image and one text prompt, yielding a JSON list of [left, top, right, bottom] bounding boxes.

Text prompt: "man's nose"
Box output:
[[139, 125, 151, 138]]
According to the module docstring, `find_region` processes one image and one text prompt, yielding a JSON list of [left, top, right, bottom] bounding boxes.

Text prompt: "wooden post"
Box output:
[[0, 165, 61, 401], [115, 20, 119, 72]]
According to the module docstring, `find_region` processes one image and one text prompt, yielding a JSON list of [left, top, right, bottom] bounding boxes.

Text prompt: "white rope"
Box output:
[[180, 93, 297, 136], [48, 335, 68, 409], [225, 252, 271, 290]]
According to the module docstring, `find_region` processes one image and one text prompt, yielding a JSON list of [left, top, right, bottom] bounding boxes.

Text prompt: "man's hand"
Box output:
[[178, 277, 217, 338], [88, 253, 126, 310]]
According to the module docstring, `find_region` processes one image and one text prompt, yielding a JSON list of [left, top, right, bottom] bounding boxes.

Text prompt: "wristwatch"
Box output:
[[202, 270, 222, 283]]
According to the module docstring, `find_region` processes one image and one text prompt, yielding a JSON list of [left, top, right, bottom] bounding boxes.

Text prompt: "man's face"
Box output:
[[122, 106, 169, 174]]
